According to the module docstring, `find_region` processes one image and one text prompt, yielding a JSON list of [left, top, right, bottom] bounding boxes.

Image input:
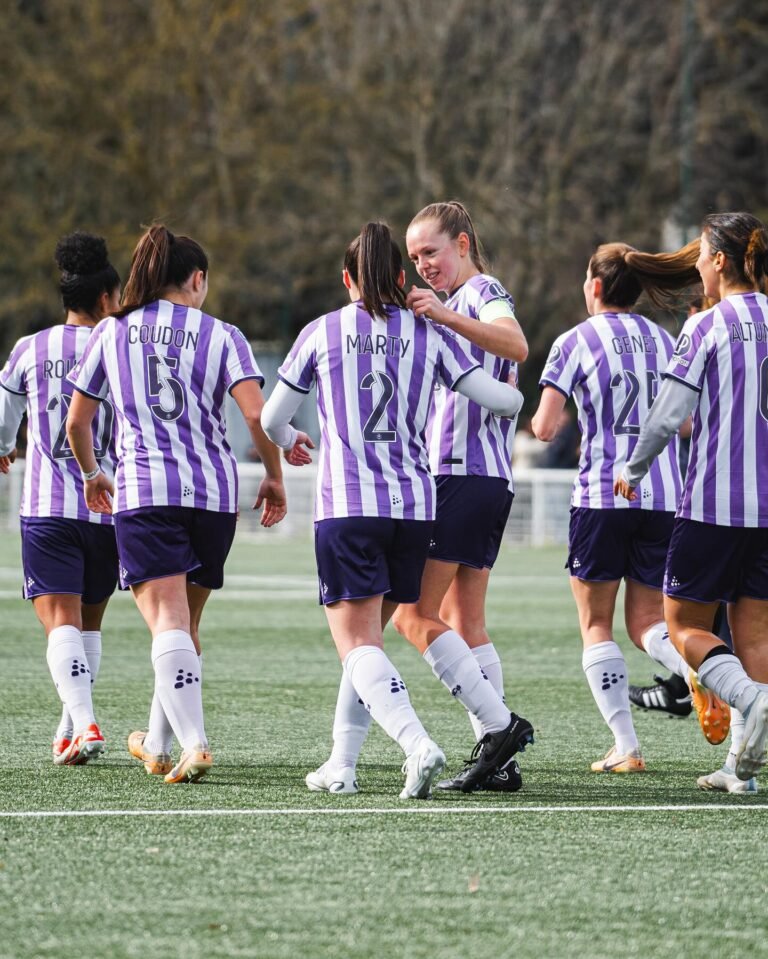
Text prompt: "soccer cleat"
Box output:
[[399, 739, 446, 799], [735, 692, 768, 781], [697, 766, 758, 794], [128, 731, 173, 776], [305, 763, 359, 794], [689, 669, 730, 745], [437, 758, 522, 793], [52, 735, 73, 765], [590, 745, 646, 773], [164, 744, 213, 784], [629, 673, 692, 717], [459, 712, 534, 793], [57, 723, 105, 766]]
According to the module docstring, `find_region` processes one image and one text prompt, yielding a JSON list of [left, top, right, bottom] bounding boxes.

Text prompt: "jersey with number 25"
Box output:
[[278, 301, 480, 521], [540, 312, 681, 511], [70, 300, 263, 514], [0, 325, 116, 523]]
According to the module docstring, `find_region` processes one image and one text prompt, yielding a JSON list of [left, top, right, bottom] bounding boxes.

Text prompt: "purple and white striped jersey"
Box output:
[[69, 300, 263, 514], [664, 292, 768, 527], [540, 312, 682, 511], [0, 325, 116, 523], [278, 301, 480, 521], [427, 274, 517, 485]]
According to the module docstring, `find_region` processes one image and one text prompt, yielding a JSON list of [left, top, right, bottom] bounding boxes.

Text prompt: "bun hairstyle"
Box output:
[[54, 232, 120, 315], [343, 222, 406, 318], [119, 223, 208, 315], [409, 200, 489, 273], [704, 212, 768, 288]]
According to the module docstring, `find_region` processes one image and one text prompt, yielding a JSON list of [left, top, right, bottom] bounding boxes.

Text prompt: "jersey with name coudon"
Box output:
[[70, 299, 263, 514], [0, 325, 116, 523], [540, 312, 681, 510], [664, 292, 768, 527], [427, 274, 518, 486], [278, 301, 480, 521]]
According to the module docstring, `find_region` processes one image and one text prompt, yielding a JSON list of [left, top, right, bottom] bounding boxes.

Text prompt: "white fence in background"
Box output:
[[0, 462, 575, 546]]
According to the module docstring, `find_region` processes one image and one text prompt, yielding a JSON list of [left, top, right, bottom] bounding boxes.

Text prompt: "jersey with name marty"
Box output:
[[70, 300, 263, 514], [0, 325, 116, 523], [664, 292, 768, 527], [278, 301, 480, 521], [427, 274, 518, 486], [540, 312, 681, 510]]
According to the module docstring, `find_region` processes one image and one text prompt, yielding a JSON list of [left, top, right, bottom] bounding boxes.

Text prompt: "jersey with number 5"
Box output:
[[278, 301, 480, 520], [69, 301, 263, 514], [0, 325, 116, 523], [539, 312, 681, 510]]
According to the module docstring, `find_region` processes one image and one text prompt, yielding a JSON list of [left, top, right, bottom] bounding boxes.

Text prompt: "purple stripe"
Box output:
[[354, 309, 391, 516], [324, 309, 360, 515], [728, 309, 746, 526], [115, 307, 151, 507], [382, 308, 415, 517], [579, 322, 615, 507], [33, 330, 53, 516], [747, 297, 768, 524], [406, 317, 434, 517]]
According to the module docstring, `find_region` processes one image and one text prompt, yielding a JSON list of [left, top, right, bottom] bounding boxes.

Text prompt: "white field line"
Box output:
[[2, 804, 768, 820]]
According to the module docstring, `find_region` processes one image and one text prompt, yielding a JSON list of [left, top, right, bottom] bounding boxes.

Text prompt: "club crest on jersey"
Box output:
[[673, 333, 692, 357], [486, 281, 513, 303]]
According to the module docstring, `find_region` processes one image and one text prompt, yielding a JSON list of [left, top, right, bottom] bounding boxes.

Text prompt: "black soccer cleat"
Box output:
[[459, 712, 534, 793], [628, 673, 692, 717], [437, 757, 522, 793]]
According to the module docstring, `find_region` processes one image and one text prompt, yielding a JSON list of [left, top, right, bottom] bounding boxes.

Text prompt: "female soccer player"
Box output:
[[532, 242, 703, 773], [261, 221, 525, 797], [616, 212, 768, 787], [66, 224, 288, 784], [0, 232, 121, 765], [382, 201, 532, 792]]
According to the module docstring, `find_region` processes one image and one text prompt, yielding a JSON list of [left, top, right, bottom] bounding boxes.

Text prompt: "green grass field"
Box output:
[[1, 531, 766, 959]]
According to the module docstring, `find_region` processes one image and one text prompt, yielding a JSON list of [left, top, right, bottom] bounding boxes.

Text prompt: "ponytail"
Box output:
[[344, 222, 406, 318], [744, 227, 768, 288], [119, 224, 208, 315], [409, 200, 489, 272]]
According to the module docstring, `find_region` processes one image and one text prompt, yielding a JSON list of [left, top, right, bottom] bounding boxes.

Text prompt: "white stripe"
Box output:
[[3, 804, 766, 820]]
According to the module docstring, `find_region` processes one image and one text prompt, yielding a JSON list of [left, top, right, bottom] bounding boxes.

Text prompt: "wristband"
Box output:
[[81, 466, 101, 481]]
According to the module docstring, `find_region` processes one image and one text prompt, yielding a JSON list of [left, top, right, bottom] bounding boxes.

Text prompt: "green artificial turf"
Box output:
[[1, 532, 766, 959]]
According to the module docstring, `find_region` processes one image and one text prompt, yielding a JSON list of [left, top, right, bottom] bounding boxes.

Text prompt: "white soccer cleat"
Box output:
[[399, 739, 445, 799], [736, 692, 768, 781], [697, 766, 757, 794], [305, 763, 359, 794]]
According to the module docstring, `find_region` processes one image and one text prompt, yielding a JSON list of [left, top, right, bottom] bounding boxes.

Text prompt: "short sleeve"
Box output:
[[278, 320, 320, 394], [224, 326, 265, 392], [0, 336, 33, 395], [539, 328, 581, 398], [662, 314, 710, 393], [68, 324, 109, 399], [434, 327, 481, 389]]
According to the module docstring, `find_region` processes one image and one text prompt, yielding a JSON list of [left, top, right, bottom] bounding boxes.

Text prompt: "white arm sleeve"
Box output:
[[261, 380, 304, 449], [453, 368, 524, 418], [0, 386, 26, 455], [623, 377, 698, 486]]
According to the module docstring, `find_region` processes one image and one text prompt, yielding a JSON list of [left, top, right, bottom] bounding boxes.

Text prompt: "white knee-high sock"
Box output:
[[467, 644, 506, 740], [582, 640, 638, 754], [640, 622, 688, 679], [329, 670, 372, 770], [57, 630, 103, 739], [725, 708, 746, 772], [151, 630, 206, 751], [343, 646, 427, 758], [696, 652, 760, 715], [46, 626, 95, 731], [423, 631, 509, 736]]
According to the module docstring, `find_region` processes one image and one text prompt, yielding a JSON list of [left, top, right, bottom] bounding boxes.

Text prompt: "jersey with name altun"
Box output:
[[663, 292, 768, 527], [427, 274, 518, 486], [540, 312, 682, 511], [278, 301, 480, 521], [0, 325, 116, 523], [69, 300, 263, 514]]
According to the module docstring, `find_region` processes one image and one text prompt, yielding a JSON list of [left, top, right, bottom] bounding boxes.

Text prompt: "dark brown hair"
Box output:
[[587, 241, 701, 310], [702, 212, 768, 288], [409, 200, 489, 272], [119, 224, 208, 314], [343, 222, 406, 318], [54, 232, 120, 316]]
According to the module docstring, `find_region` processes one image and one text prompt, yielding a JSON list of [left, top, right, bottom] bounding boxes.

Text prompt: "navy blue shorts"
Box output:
[[314, 517, 434, 605], [430, 476, 513, 570], [664, 518, 768, 604], [20, 517, 118, 604], [567, 507, 674, 587], [114, 507, 237, 590]]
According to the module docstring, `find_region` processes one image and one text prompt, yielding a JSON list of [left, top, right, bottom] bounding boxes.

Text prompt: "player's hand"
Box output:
[[0, 449, 17, 474], [406, 285, 448, 323], [85, 472, 114, 514], [254, 477, 287, 527], [614, 476, 637, 501], [284, 431, 315, 467]]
